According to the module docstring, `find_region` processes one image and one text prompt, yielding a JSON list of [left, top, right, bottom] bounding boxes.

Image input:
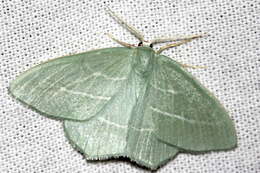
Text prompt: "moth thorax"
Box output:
[[133, 47, 154, 77]]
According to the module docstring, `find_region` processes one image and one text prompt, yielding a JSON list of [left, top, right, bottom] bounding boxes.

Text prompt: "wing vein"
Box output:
[[61, 87, 111, 100]]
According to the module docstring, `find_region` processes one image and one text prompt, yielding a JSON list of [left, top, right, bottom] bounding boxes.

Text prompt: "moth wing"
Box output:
[[10, 47, 133, 120], [63, 73, 179, 169], [150, 55, 237, 151]]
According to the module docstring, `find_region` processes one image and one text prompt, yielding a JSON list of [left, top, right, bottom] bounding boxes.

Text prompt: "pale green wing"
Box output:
[[10, 47, 133, 120], [150, 54, 237, 151], [125, 80, 179, 169], [64, 63, 179, 170]]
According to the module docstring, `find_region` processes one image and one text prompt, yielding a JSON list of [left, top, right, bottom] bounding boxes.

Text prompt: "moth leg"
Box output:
[[156, 33, 207, 53], [106, 33, 136, 48], [180, 63, 207, 69], [157, 39, 194, 54], [106, 7, 145, 42], [151, 34, 204, 44]]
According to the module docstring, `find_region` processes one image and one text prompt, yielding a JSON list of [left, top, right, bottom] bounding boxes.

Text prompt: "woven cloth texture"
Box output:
[[1, 0, 259, 172]]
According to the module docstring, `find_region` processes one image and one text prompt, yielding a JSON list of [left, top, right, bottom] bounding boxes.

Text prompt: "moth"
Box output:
[[10, 9, 237, 170]]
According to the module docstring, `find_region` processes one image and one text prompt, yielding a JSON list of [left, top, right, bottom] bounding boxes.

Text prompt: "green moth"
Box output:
[[10, 9, 237, 170]]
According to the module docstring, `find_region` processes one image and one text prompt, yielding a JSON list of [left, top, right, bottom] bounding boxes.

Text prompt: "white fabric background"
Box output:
[[1, 0, 259, 172]]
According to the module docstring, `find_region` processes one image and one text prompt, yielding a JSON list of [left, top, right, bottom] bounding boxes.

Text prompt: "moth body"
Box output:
[[132, 47, 155, 78]]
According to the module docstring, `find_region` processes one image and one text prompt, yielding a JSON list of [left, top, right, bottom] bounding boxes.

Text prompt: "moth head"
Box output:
[[138, 41, 153, 48]]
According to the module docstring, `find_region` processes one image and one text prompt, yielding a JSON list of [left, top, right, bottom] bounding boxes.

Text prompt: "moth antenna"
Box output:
[[106, 7, 145, 42]]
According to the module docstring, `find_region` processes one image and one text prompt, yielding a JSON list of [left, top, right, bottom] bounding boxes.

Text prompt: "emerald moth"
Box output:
[[10, 8, 237, 170]]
